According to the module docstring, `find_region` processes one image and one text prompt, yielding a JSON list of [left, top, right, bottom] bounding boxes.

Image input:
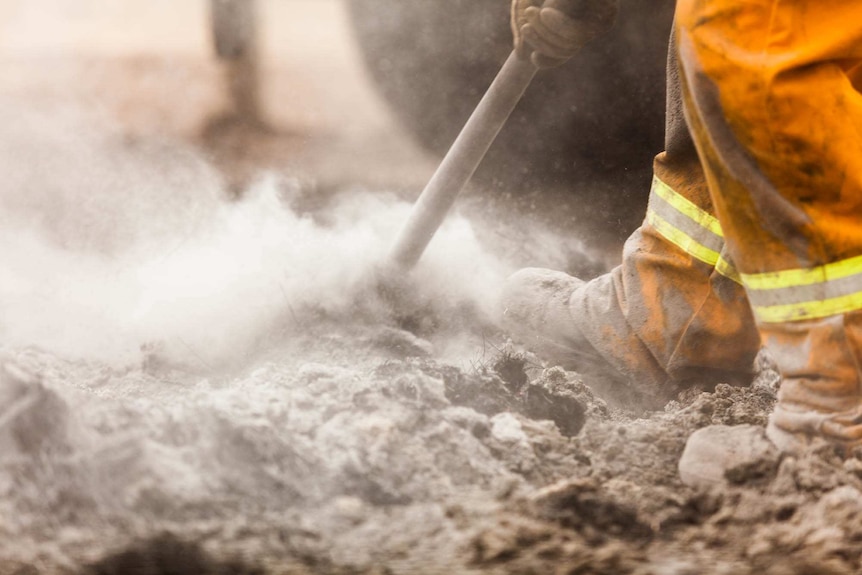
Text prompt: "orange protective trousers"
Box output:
[[674, 0, 862, 444], [576, 1, 862, 442]]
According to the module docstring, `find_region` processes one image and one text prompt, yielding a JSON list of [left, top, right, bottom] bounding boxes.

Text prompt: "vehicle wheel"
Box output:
[[348, 0, 675, 237]]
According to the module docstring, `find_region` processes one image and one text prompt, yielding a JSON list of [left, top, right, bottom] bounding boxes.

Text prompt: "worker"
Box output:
[[503, 0, 862, 454]]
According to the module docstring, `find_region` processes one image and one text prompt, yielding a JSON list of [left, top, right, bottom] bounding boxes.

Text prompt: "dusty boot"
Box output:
[[500, 36, 761, 408], [676, 314, 862, 486], [501, 266, 682, 409], [501, 268, 636, 403], [501, 224, 760, 409], [676, 310, 862, 483], [764, 316, 862, 455], [501, 268, 598, 370], [501, 248, 760, 409]]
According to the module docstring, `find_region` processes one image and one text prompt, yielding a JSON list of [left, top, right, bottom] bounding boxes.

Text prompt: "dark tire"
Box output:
[[348, 0, 675, 237]]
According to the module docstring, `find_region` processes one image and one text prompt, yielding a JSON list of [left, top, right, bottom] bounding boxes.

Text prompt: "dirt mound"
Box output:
[[2, 332, 861, 575]]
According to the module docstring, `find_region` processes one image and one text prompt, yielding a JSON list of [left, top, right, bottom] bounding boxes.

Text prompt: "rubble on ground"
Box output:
[[2, 325, 861, 575]]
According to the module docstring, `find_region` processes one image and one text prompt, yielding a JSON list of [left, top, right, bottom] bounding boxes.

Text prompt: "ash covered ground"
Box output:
[[2, 106, 862, 575]]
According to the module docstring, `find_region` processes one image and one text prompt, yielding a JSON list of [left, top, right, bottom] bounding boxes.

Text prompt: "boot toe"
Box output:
[[500, 267, 596, 369], [501, 267, 583, 341]]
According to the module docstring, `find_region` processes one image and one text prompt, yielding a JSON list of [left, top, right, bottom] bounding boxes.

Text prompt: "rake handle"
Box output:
[[388, 51, 537, 270]]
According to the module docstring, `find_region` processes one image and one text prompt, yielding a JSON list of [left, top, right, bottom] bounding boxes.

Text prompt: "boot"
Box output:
[[501, 240, 761, 409], [764, 315, 862, 454], [500, 268, 596, 371], [501, 268, 638, 405]]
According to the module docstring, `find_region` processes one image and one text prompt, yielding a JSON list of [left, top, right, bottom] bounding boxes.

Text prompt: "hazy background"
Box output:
[[0, 0, 541, 368], [0, 0, 436, 187]]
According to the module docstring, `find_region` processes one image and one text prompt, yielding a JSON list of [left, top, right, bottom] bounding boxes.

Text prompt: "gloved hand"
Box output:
[[511, 0, 619, 68]]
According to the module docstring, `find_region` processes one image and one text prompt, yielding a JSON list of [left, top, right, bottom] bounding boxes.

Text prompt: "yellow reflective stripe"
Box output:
[[742, 254, 862, 323], [646, 210, 720, 267], [741, 253, 862, 291], [647, 175, 740, 285], [651, 176, 723, 238], [716, 255, 742, 285], [754, 291, 862, 323]]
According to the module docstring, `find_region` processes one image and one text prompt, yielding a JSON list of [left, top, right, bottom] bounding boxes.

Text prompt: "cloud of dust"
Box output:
[[0, 105, 514, 368]]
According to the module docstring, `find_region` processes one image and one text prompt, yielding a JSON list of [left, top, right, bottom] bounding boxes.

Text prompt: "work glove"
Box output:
[[511, 0, 619, 68]]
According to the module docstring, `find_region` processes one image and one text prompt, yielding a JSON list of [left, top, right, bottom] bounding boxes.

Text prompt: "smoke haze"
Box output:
[[0, 104, 512, 368]]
